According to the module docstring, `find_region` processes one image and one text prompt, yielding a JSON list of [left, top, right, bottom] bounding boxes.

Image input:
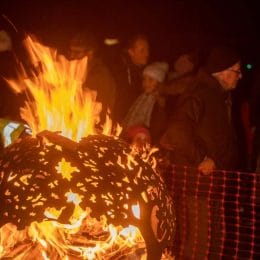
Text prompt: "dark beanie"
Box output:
[[204, 45, 240, 74]]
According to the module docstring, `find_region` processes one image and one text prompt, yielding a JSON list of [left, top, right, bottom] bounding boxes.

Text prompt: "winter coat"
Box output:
[[160, 69, 238, 171], [149, 71, 199, 146], [111, 55, 144, 123]]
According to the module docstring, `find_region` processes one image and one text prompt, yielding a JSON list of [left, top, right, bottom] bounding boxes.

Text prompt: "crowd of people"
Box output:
[[1, 22, 259, 258]]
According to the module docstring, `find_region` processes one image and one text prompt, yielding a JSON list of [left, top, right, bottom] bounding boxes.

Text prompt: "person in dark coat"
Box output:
[[161, 46, 240, 172], [111, 34, 150, 124], [160, 46, 241, 259]]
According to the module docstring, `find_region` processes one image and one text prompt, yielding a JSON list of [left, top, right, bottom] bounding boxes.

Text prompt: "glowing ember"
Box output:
[[0, 37, 175, 259]]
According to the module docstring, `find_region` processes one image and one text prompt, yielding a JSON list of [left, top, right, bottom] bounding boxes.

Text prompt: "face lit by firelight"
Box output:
[[213, 61, 242, 91], [142, 75, 159, 94], [128, 38, 149, 66]]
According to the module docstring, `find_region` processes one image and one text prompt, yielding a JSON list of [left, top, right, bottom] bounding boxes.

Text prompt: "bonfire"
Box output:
[[0, 36, 175, 259]]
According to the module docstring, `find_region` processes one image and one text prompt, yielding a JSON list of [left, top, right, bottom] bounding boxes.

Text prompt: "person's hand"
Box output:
[[198, 157, 216, 175]]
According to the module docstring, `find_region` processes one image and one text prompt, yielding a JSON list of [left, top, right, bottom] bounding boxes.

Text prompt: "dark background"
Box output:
[[1, 0, 260, 65]]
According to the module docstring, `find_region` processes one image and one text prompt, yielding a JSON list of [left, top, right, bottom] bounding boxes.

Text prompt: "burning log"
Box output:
[[0, 131, 175, 259]]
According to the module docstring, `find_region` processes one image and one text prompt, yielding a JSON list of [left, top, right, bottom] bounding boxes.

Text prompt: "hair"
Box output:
[[125, 33, 149, 50], [175, 49, 201, 70]]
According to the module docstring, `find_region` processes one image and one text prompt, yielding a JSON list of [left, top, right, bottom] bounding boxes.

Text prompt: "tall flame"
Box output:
[[8, 36, 116, 141]]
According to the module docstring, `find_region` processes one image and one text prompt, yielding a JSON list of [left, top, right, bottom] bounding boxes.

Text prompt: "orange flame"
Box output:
[[8, 36, 119, 141], [0, 213, 145, 259]]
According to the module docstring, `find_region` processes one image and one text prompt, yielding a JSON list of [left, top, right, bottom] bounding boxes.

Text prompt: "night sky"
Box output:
[[1, 0, 260, 64]]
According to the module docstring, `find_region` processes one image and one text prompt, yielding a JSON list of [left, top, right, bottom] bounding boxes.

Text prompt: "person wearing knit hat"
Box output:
[[143, 62, 169, 83], [159, 45, 242, 259], [142, 62, 169, 94], [122, 61, 168, 148], [204, 45, 242, 90]]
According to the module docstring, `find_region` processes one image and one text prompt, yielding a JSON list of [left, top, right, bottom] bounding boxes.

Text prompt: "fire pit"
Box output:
[[0, 36, 175, 259]]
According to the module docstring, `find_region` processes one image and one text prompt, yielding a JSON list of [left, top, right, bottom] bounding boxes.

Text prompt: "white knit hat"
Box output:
[[143, 62, 169, 83], [0, 30, 12, 52]]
